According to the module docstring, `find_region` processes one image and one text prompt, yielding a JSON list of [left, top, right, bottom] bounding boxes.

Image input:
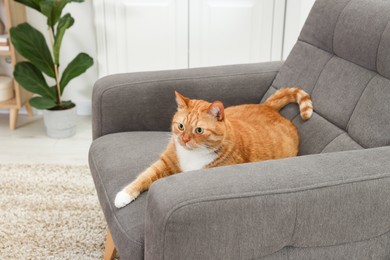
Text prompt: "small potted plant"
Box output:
[[10, 0, 93, 138]]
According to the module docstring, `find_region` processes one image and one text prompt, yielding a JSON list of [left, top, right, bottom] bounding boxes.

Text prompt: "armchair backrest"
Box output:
[[265, 0, 390, 155]]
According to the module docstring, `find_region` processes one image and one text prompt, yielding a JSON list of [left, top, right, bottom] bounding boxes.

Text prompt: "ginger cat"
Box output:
[[115, 87, 313, 208]]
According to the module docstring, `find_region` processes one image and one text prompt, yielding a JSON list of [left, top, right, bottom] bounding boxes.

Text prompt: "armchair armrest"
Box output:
[[145, 147, 390, 260], [92, 62, 282, 139]]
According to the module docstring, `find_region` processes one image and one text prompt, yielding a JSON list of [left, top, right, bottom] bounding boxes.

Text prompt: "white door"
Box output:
[[94, 0, 188, 76], [94, 0, 286, 77], [189, 0, 285, 68]]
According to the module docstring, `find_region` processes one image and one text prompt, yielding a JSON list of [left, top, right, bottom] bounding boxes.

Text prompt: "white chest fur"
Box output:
[[174, 139, 217, 172]]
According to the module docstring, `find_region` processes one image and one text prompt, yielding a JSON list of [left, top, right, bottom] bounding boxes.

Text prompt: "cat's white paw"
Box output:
[[115, 190, 135, 208]]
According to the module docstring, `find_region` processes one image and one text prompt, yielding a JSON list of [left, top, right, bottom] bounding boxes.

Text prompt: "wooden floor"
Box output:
[[0, 113, 92, 165]]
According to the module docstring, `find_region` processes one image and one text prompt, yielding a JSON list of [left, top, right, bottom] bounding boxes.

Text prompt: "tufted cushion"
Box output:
[[333, 0, 390, 71], [347, 75, 390, 148], [299, 0, 351, 53], [311, 56, 375, 129], [265, 0, 390, 154]]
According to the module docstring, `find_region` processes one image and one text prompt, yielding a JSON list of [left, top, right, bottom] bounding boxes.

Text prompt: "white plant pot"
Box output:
[[43, 106, 77, 138]]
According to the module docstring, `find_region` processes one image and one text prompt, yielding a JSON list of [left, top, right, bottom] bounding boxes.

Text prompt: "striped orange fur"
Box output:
[[114, 87, 313, 208], [264, 87, 313, 120]]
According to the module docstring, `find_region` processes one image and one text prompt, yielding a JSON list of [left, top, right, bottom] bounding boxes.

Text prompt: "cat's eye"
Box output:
[[195, 127, 204, 134], [178, 123, 185, 131]]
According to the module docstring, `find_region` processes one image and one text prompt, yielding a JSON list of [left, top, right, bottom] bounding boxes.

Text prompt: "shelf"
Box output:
[[0, 97, 17, 108], [1, 0, 30, 130], [0, 50, 11, 56]]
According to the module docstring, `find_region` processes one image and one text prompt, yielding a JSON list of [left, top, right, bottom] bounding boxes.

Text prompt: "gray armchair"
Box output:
[[89, 0, 390, 259]]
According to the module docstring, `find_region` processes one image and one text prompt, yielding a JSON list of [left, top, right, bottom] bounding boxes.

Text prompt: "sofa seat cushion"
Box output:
[[89, 131, 171, 260]]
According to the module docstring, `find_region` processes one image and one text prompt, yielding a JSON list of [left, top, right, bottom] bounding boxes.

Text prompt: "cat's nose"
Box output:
[[182, 137, 191, 143]]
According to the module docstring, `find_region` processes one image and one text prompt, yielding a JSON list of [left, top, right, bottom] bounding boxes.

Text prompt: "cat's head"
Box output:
[[172, 91, 225, 150]]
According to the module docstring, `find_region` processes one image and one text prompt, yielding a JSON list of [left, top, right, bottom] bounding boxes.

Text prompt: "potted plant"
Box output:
[[10, 0, 93, 138]]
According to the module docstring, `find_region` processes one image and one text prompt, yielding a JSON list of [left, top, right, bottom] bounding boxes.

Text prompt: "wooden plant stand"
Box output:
[[0, 0, 32, 129]]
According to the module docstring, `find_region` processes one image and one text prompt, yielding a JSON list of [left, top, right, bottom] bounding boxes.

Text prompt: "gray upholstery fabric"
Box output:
[[311, 56, 375, 129], [145, 147, 390, 259], [89, 132, 171, 260], [89, 0, 390, 259], [92, 62, 282, 140], [320, 133, 362, 154], [292, 113, 343, 155], [377, 22, 390, 78], [272, 41, 332, 92], [261, 230, 390, 260], [333, 0, 390, 71], [347, 75, 390, 148], [298, 0, 351, 53]]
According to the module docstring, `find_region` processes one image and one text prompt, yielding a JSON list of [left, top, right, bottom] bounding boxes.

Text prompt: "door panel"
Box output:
[[189, 0, 284, 67], [94, 0, 285, 76], [100, 0, 188, 75]]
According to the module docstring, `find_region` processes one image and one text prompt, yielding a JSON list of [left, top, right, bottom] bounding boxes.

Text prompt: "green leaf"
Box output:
[[14, 0, 42, 12], [40, 0, 84, 26], [29, 96, 57, 109], [14, 62, 56, 100], [60, 53, 93, 93], [61, 100, 74, 107], [53, 13, 74, 64], [49, 100, 75, 110], [10, 23, 55, 78], [40, 0, 67, 27]]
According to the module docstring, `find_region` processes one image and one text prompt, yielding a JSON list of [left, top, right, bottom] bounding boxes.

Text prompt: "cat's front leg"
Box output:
[[114, 163, 161, 208], [114, 182, 140, 208], [115, 145, 179, 208]]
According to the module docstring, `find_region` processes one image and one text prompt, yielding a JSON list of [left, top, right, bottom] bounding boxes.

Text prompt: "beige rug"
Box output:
[[0, 164, 107, 259]]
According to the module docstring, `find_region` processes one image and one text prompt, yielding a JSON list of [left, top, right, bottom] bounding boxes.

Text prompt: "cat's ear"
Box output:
[[208, 101, 224, 121], [175, 91, 190, 109]]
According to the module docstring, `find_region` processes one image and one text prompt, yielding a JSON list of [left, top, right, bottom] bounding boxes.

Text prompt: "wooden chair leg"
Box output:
[[25, 102, 33, 117], [104, 228, 117, 260], [9, 108, 19, 130]]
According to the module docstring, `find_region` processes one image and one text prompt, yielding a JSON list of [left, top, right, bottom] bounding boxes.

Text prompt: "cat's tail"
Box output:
[[264, 87, 313, 120]]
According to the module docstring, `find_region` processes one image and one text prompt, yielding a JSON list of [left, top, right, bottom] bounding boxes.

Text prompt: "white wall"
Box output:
[[26, 0, 98, 115]]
